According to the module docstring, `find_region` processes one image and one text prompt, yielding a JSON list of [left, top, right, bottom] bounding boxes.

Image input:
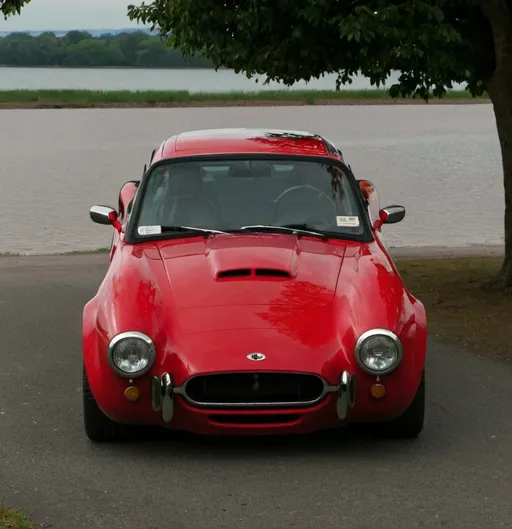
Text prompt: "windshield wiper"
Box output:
[[160, 225, 230, 236], [236, 224, 328, 240]]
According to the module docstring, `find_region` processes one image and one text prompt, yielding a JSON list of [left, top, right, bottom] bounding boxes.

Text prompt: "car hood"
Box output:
[[92, 234, 417, 379], [159, 234, 345, 311]]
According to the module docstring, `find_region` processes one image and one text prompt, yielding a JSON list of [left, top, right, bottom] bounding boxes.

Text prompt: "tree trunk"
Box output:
[[488, 70, 512, 288], [479, 0, 512, 288]]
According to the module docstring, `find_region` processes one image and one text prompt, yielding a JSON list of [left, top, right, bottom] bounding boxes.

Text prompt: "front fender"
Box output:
[[81, 245, 175, 423]]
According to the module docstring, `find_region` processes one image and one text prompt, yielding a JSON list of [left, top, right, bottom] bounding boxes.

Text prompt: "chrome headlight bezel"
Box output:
[[354, 328, 403, 375], [107, 331, 156, 378]]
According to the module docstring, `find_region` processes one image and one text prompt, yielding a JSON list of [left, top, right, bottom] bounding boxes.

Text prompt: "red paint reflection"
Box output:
[[256, 280, 335, 348]]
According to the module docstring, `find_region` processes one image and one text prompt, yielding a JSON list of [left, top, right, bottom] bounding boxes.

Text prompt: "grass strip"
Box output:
[[0, 506, 34, 529], [0, 88, 490, 108]]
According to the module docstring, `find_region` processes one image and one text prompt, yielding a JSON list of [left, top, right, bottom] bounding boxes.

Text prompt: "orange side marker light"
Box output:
[[124, 386, 140, 402], [370, 384, 386, 399]]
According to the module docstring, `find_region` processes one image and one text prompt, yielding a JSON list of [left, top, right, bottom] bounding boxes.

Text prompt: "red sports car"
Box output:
[[83, 128, 427, 442]]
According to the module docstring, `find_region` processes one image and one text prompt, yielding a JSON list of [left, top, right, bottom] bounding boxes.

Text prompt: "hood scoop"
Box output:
[[205, 238, 299, 281], [160, 237, 345, 309], [217, 268, 292, 280]]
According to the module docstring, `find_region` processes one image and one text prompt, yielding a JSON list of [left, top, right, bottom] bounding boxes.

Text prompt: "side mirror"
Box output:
[[373, 205, 406, 230], [90, 205, 121, 231]]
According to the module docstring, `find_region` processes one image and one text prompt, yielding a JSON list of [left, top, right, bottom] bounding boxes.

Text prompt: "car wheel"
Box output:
[[380, 369, 425, 438], [82, 366, 126, 442]]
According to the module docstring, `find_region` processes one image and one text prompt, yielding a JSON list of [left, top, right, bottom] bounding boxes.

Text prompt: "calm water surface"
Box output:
[[0, 104, 503, 255], [0, 67, 469, 92]]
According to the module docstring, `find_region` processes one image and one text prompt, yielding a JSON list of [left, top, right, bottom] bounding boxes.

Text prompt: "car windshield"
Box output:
[[133, 158, 368, 239]]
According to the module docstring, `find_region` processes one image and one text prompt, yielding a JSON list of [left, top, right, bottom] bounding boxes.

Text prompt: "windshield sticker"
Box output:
[[336, 216, 360, 227], [138, 225, 162, 235]]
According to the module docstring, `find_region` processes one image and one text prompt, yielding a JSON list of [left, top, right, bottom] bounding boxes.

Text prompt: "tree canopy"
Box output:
[[127, 0, 512, 286], [127, 0, 494, 99], [0, 31, 214, 68]]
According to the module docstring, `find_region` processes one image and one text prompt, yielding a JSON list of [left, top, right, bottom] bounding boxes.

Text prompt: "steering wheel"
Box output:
[[273, 185, 338, 230]]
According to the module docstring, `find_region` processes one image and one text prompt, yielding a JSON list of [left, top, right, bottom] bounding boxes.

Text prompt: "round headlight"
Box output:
[[107, 331, 156, 377], [355, 329, 403, 375]]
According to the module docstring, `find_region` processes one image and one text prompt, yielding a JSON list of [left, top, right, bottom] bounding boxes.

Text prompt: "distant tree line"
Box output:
[[0, 30, 216, 68]]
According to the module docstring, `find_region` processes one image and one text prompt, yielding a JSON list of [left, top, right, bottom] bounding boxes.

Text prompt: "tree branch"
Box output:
[[1, 0, 30, 18]]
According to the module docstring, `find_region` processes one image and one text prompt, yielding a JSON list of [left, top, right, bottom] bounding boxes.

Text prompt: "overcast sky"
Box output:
[[0, 0, 142, 30]]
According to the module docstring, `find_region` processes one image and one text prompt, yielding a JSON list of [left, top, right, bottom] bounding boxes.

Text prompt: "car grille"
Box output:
[[184, 372, 326, 408]]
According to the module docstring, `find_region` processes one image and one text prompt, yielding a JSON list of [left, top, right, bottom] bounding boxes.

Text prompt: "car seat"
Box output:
[[161, 164, 221, 227]]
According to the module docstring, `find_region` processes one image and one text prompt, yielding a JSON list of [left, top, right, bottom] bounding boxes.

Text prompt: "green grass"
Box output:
[[0, 506, 33, 529], [0, 88, 490, 108]]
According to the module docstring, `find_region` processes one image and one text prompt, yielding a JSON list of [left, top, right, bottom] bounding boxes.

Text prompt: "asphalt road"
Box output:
[[1, 254, 511, 529]]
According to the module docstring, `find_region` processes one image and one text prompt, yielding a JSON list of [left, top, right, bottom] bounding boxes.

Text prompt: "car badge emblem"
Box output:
[[247, 352, 266, 361]]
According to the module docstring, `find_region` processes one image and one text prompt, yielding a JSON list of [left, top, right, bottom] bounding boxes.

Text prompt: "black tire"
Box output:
[[380, 369, 426, 438], [82, 366, 126, 442]]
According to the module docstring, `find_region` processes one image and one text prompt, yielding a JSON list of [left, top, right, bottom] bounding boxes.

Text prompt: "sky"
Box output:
[[0, 0, 142, 31]]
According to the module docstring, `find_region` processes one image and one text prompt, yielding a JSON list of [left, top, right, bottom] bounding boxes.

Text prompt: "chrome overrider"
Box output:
[[151, 371, 356, 423]]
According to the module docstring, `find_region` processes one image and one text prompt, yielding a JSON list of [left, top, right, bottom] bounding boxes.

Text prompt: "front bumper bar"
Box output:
[[151, 370, 356, 423]]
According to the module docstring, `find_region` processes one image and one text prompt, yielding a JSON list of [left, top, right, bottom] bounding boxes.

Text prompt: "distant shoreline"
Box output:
[[0, 88, 491, 109], [0, 64, 224, 70]]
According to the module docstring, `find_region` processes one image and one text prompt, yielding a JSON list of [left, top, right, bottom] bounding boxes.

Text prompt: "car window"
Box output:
[[134, 158, 367, 237]]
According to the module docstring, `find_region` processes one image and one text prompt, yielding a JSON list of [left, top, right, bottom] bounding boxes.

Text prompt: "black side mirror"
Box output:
[[90, 205, 118, 226], [379, 205, 406, 224]]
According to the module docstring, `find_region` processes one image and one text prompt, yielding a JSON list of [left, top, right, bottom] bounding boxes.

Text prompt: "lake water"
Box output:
[[0, 103, 503, 255], [0, 66, 469, 92]]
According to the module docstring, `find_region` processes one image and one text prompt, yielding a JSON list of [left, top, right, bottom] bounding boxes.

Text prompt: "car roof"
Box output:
[[150, 128, 343, 164]]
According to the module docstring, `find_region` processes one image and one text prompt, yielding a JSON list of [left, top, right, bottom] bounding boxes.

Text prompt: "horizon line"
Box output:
[[0, 26, 152, 33]]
